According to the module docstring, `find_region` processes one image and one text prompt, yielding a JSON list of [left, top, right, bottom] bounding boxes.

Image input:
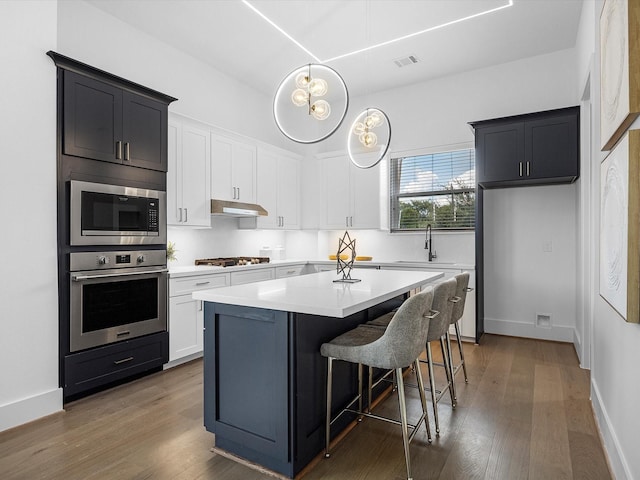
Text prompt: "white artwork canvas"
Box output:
[[600, 133, 629, 318]]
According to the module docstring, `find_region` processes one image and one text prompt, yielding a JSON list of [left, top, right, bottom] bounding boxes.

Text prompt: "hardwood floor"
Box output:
[[0, 335, 611, 479]]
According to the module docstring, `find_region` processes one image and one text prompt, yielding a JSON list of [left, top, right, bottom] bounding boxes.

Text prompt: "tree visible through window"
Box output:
[[390, 149, 475, 231]]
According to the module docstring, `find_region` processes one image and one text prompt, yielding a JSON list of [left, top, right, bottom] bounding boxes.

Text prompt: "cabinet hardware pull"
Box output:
[[346, 217, 349, 227], [195, 281, 210, 286], [72, 268, 168, 281], [124, 142, 130, 161], [179, 208, 183, 222], [116, 331, 131, 337], [237, 187, 240, 199], [184, 208, 188, 222], [116, 141, 122, 160], [113, 356, 134, 365], [526, 161, 530, 176], [519, 162, 523, 177], [233, 187, 237, 199]]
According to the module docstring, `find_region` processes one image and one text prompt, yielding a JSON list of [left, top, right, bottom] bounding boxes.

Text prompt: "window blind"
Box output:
[[390, 149, 476, 231]]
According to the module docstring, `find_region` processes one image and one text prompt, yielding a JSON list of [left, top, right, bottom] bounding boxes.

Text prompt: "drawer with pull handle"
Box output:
[[64, 332, 168, 397], [169, 273, 230, 297], [275, 265, 305, 278]]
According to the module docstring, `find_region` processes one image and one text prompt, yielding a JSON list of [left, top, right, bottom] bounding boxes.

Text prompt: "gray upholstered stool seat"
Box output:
[[321, 287, 437, 480], [366, 278, 458, 436]]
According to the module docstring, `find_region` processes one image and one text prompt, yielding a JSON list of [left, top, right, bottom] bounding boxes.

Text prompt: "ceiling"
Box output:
[[86, 0, 584, 98]]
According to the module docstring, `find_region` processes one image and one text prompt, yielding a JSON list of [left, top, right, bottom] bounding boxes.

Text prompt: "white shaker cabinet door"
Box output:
[[320, 155, 351, 229], [277, 155, 300, 229], [169, 295, 204, 362], [350, 161, 380, 229], [181, 123, 211, 226], [167, 115, 211, 227]]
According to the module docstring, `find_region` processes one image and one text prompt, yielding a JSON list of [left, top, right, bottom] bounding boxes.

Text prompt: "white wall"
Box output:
[[484, 185, 577, 341], [56, 0, 295, 152], [584, 1, 640, 478], [0, 1, 61, 431]]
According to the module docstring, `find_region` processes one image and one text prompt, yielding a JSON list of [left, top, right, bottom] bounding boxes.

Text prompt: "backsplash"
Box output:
[[169, 220, 474, 266]]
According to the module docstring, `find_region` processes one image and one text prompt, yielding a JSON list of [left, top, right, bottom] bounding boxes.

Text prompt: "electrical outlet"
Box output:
[[542, 240, 552, 252]]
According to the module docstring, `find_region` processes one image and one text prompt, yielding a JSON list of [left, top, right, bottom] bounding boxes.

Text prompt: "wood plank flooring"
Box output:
[[0, 335, 611, 479]]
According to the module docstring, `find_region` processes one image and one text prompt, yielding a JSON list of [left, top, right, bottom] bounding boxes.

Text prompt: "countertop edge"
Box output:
[[170, 260, 474, 278]]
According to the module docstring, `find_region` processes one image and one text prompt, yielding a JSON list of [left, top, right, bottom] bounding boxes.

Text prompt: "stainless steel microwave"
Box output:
[[70, 180, 166, 246]]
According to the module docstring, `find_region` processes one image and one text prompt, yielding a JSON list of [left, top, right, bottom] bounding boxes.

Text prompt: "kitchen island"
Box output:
[[193, 269, 443, 477]]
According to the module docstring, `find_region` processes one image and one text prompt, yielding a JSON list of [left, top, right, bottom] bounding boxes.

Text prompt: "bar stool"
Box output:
[[446, 273, 472, 398], [321, 287, 437, 480], [420, 277, 457, 435]]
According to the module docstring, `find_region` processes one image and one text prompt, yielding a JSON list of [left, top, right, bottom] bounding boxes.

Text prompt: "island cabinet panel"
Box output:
[[204, 304, 291, 475], [203, 295, 404, 477], [472, 106, 579, 188]]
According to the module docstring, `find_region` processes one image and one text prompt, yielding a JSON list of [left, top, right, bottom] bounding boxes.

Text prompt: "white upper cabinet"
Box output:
[[167, 115, 211, 227], [211, 133, 256, 203], [320, 154, 381, 229], [256, 148, 300, 229]]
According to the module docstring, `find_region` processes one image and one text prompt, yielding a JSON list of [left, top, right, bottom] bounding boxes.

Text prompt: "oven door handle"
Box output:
[[72, 268, 168, 281]]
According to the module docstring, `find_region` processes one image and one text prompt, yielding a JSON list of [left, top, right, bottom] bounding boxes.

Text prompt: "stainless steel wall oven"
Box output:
[[69, 250, 168, 352]]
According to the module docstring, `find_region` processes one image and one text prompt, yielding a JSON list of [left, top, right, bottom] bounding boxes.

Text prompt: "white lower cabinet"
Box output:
[[167, 272, 230, 366], [230, 267, 275, 285], [275, 264, 306, 278]]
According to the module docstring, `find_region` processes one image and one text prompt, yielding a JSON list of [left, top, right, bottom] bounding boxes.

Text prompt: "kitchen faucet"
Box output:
[[425, 223, 437, 262]]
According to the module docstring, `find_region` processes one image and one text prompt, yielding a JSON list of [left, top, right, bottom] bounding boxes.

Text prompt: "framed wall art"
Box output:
[[600, 130, 640, 323], [600, 0, 640, 151]]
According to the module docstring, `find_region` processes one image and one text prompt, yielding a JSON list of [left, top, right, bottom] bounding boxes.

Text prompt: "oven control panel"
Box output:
[[70, 250, 167, 271]]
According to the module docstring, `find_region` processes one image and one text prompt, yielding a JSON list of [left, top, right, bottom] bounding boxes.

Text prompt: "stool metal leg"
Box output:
[[413, 359, 432, 443], [325, 356, 333, 458], [357, 363, 363, 420], [441, 336, 456, 408], [395, 367, 413, 480], [425, 342, 440, 436], [367, 366, 373, 413], [454, 322, 468, 383]]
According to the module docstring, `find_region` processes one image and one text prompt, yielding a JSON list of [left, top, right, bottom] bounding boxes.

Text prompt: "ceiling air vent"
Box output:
[[394, 55, 419, 68]]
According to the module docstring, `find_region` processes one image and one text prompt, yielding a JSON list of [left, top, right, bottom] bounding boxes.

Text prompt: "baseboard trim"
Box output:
[[591, 379, 631, 479], [484, 317, 574, 342], [0, 388, 63, 433]]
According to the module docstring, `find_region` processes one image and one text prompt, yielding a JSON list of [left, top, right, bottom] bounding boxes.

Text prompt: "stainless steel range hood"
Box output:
[[210, 199, 268, 217]]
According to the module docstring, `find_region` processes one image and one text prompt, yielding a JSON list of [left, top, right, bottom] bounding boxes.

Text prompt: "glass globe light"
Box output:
[[364, 112, 383, 129], [295, 72, 310, 88], [308, 78, 328, 97], [359, 131, 378, 147], [353, 122, 365, 136], [291, 88, 308, 107], [311, 100, 331, 120]]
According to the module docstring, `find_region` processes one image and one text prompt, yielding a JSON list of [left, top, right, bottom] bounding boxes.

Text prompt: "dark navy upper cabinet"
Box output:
[[471, 106, 579, 188], [49, 51, 177, 172]]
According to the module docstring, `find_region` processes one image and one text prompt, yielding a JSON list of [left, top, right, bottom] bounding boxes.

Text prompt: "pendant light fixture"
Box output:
[[348, 107, 391, 168], [274, 63, 349, 144]]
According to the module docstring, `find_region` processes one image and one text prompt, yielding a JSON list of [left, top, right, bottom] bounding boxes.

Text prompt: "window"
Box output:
[[390, 149, 475, 231]]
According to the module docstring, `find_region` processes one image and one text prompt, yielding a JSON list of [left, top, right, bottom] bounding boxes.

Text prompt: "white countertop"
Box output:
[[192, 269, 444, 318]]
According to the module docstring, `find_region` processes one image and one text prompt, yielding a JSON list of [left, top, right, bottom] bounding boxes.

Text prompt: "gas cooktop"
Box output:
[[195, 257, 270, 267]]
